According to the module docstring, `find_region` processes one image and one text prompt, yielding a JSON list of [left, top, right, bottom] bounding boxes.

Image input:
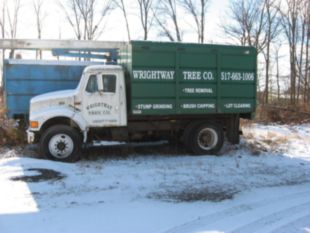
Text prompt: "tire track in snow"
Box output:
[[162, 186, 310, 233], [231, 201, 310, 233], [269, 214, 310, 233]]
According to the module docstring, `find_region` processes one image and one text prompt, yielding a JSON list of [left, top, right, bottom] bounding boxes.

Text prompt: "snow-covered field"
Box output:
[[0, 123, 310, 233]]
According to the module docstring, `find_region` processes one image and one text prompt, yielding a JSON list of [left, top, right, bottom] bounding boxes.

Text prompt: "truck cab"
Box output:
[[28, 65, 127, 161], [77, 65, 127, 127]]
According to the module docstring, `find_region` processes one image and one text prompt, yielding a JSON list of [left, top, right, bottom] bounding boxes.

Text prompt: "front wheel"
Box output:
[[190, 123, 224, 155], [39, 125, 81, 162]]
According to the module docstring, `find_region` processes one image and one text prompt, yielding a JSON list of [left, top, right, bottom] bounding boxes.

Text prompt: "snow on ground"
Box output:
[[0, 123, 310, 233]]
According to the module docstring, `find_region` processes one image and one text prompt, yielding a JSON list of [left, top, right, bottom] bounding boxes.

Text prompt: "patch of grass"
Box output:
[[241, 120, 290, 155], [0, 103, 26, 146], [149, 187, 238, 202], [0, 119, 26, 146], [255, 104, 310, 124]]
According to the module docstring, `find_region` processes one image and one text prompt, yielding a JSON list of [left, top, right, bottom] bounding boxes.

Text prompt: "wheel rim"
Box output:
[[197, 128, 218, 150], [48, 134, 74, 159]]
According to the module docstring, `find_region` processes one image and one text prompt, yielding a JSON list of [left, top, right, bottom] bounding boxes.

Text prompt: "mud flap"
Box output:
[[227, 114, 240, 144]]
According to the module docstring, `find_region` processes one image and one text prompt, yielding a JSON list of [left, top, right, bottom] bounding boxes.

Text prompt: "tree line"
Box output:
[[0, 0, 309, 105], [223, 0, 309, 105]]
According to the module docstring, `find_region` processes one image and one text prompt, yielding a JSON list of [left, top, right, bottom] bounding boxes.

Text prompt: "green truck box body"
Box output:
[[121, 41, 257, 116]]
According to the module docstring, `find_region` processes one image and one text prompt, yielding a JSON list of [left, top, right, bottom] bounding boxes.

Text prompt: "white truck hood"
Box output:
[[30, 89, 78, 114], [31, 90, 77, 104]]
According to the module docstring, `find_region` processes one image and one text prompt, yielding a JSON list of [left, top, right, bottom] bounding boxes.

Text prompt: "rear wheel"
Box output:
[[40, 125, 81, 162], [189, 123, 224, 155]]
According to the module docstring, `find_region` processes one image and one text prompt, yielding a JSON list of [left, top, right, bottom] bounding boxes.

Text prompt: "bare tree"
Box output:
[[0, 0, 6, 88], [6, 0, 21, 58], [137, 0, 153, 40], [304, 0, 310, 103], [59, 0, 82, 39], [262, 0, 281, 104], [296, 0, 307, 101], [6, 0, 20, 39], [179, 0, 209, 43], [0, 0, 6, 39], [79, 0, 113, 40], [114, 0, 130, 40], [278, 0, 302, 104], [297, 0, 310, 103], [59, 0, 113, 40], [33, 0, 45, 40], [275, 48, 280, 101], [155, 0, 182, 42], [33, 0, 46, 59], [223, 0, 288, 104], [223, 0, 267, 53], [273, 43, 283, 101]]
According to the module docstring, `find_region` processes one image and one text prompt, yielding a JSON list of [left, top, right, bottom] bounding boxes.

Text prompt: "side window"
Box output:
[[86, 75, 98, 93], [102, 75, 116, 93]]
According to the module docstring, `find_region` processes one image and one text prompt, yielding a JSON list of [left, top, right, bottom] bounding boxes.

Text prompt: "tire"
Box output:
[[39, 125, 82, 162], [182, 121, 202, 150], [189, 122, 224, 155]]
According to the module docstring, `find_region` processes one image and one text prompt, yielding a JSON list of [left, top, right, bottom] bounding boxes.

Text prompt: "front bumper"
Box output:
[[27, 130, 35, 144]]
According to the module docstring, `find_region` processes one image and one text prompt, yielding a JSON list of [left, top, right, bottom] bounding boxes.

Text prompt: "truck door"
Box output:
[[82, 71, 125, 127]]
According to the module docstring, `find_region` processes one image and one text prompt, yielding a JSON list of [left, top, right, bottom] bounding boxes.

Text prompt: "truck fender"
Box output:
[[30, 106, 88, 134]]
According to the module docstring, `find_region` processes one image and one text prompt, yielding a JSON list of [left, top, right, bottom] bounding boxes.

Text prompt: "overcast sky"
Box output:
[[17, 0, 230, 43], [1, 0, 292, 90]]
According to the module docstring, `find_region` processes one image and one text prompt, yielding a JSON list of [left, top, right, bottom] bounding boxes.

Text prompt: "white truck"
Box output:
[[25, 40, 256, 162]]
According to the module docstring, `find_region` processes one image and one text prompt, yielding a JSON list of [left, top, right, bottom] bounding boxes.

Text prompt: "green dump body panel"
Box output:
[[121, 41, 257, 116]]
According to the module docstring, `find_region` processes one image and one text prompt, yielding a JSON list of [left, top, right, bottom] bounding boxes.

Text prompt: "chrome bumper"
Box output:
[[27, 130, 35, 144]]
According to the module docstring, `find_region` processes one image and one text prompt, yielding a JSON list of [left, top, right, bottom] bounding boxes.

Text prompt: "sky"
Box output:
[[0, 0, 232, 86], [1, 0, 290, 91], [17, 0, 230, 43]]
